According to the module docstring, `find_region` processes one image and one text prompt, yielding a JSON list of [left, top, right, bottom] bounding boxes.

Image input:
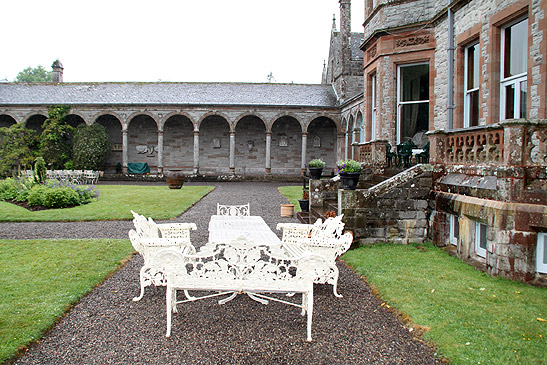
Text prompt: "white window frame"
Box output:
[[537, 232, 547, 274], [396, 62, 430, 144], [464, 42, 480, 128], [371, 74, 377, 141], [449, 214, 459, 246], [475, 222, 487, 258], [500, 17, 528, 121]]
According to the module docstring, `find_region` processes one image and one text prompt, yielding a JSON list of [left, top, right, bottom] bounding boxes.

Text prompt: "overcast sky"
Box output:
[[1, 0, 364, 84]]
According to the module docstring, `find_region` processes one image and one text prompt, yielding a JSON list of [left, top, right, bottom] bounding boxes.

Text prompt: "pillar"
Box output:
[[193, 130, 199, 175], [122, 128, 128, 174], [157, 130, 164, 175], [301, 133, 308, 175], [229, 131, 236, 174], [265, 132, 272, 174], [337, 132, 345, 161]]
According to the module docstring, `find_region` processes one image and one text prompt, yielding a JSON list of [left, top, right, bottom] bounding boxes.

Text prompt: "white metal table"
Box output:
[[208, 215, 282, 245]]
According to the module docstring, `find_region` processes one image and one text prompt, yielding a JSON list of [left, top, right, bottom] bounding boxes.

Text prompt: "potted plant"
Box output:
[[307, 158, 325, 180], [336, 159, 363, 190], [298, 190, 309, 212]]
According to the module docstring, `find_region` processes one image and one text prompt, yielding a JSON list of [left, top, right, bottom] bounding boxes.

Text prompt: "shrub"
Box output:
[[0, 124, 39, 177], [40, 106, 73, 169], [72, 124, 109, 171], [27, 185, 80, 208], [0, 178, 19, 200], [34, 157, 46, 184], [336, 159, 362, 174], [307, 159, 326, 168]]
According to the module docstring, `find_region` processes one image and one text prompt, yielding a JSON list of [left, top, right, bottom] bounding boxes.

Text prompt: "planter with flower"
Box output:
[[336, 159, 363, 190], [298, 190, 309, 212], [307, 158, 325, 180]]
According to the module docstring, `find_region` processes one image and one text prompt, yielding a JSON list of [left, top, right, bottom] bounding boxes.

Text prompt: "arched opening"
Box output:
[[163, 115, 194, 174], [65, 114, 86, 128], [95, 114, 123, 174], [346, 115, 355, 159], [25, 114, 47, 134], [271, 116, 302, 175], [0, 115, 16, 128], [235, 116, 266, 175], [127, 114, 159, 173], [307, 117, 337, 174], [199, 115, 230, 175]]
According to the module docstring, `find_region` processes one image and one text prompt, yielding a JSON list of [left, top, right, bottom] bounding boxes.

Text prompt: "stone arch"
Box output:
[[0, 114, 17, 128], [160, 111, 196, 131], [199, 114, 230, 175], [234, 112, 267, 130], [197, 112, 231, 130], [93, 111, 125, 126], [127, 111, 159, 130], [65, 114, 86, 128], [163, 114, 194, 173], [127, 114, 159, 173], [270, 112, 304, 133], [95, 114, 123, 174], [234, 115, 266, 175], [307, 116, 337, 172], [24, 113, 48, 134], [270, 115, 302, 175], [356, 111, 363, 143]]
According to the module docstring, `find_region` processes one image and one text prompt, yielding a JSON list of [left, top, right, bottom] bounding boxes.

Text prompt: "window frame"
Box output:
[[500, 17, 528, 121], [537, 232, 547, 274], [371, 73, 377, 141], [464, 42, 480, 128], [475, 222, 487, 258], [449, 214, 459, 246], [396, 62, 430, 144]]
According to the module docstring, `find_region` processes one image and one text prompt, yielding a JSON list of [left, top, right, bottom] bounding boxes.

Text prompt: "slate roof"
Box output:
[[0, 82, 339, 108]]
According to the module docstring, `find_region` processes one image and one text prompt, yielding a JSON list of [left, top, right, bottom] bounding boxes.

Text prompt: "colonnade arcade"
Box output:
[[0, 110, 342, 176]]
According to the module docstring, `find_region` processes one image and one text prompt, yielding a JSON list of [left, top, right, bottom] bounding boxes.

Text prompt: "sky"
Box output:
[[1, 0, 364, 84]]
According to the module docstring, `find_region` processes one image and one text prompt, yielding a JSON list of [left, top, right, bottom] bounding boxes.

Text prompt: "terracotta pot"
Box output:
[[165, 170, 185, 189], [280, 203, 294, 217]]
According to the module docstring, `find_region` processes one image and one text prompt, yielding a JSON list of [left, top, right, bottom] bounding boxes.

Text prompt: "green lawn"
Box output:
[[0, 185, 214, 221], [278, 185, 305, 212], [0, 239, 134, 362], [342, 242, 547, 364]]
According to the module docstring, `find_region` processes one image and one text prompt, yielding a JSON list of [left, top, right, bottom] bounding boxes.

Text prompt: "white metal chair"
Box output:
[[216, 203, 250, 216]]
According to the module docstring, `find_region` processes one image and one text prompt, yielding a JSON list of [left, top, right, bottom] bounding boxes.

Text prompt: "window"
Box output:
[[449, 214, 459, 246], [537, 233, 547, 274], [464, 42, 480, 127], [500, 18, 528, 120], [371, 74, 377, 140], [397, 63, 429, 143], [475, 222, 487, 258]]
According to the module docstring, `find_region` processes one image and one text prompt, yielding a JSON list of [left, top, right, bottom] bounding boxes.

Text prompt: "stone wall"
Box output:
[[127, 115, 159, 171], [339, 167, 433, 245], [163, 115, 194, 174]]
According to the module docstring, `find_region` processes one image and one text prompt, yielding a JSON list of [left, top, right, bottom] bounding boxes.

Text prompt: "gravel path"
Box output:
[[4, 182, 439, 364]]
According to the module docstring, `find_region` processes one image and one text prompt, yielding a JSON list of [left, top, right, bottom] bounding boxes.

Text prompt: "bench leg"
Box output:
[[133, 266, 149, 302], [306, 289, 313, 342], [330, 265, 342, 298], [166, 286, 173, 337]]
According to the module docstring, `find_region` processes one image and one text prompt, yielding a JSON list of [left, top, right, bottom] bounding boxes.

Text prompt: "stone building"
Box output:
[[351, 0, 547, 285]]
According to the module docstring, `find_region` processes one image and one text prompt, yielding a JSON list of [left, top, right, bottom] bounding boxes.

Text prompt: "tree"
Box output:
[[40, 106, 73, 169], [72, 123, 110, 170], [0, 124, 40, 176], [15, 65, 52, 82]]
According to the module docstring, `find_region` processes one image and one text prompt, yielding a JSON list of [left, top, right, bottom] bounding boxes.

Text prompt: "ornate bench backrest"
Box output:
[[131, 210, 160, 238], [217, 203, 250, 216]]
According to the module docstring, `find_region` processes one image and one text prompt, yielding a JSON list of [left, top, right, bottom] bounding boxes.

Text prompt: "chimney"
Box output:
[[51, 59, 64, 82], [339, 0, 351, 99]]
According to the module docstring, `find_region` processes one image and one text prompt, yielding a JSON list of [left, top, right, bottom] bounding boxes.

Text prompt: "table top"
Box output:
[[208, 215, 281, 245]]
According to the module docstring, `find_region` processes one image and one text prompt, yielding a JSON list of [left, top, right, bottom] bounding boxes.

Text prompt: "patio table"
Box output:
[[208, 215, 282, 245]]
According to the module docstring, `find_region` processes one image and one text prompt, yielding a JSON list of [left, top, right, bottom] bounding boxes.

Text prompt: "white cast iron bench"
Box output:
[[276, 215, 353, 297], [150, 236, 322, 341], [216, 203, 250, 216], [129, 210, 197, 301]]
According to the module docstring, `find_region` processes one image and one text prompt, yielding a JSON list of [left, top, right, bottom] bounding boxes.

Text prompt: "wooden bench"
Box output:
[[129, 210, 197, 301], [276, 215, 353, 297], [150, 236, 322, 341]]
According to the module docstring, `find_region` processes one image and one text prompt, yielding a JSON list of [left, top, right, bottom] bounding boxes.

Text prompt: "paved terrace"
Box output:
[[0, 182, 438, 364]]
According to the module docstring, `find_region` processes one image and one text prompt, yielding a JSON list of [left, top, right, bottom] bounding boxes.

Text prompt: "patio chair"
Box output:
[[386, 142, 396, 167], [217, 203, 250, 216], [396, 140, 416, 168]]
